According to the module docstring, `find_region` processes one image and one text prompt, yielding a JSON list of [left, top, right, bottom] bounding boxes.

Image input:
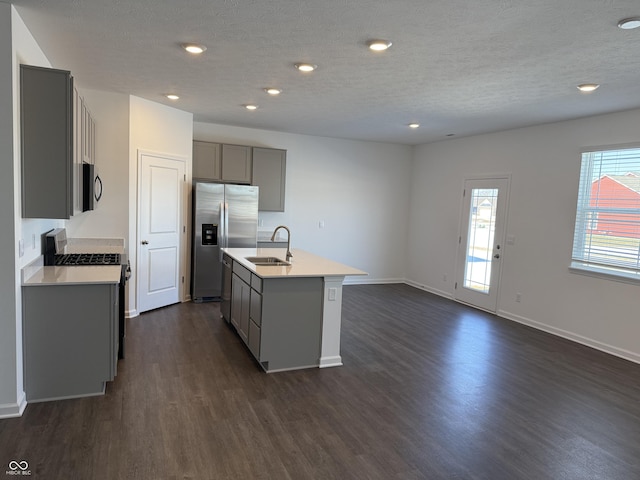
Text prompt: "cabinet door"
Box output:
[[22, 283, 116, 401], [193, 141, 221, 180], [239, 279, 251, 344], [221, 144, 252, 183], [231, 274, 242, 330], [73, 88, 83, 215], [250, 287, 262, 327], [252, 147, 286, 211], [20, 64, 74, 219], [248, 320, 261, 359]]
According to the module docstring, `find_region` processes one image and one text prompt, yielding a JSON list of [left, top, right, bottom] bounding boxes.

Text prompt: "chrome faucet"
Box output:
[[271, 225, 293, 261]]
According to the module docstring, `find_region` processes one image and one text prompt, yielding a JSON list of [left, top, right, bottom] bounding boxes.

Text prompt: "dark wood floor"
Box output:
[[2, 284, 639, 479]]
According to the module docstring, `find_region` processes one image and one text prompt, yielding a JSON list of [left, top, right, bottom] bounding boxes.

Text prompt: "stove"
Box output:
[[43, 228, 130, 360], [55, 252, 121, 266]]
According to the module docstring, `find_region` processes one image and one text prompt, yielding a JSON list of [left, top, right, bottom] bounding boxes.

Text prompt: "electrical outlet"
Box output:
[[328, 287, 337, 301], [318, 220, 325, 229], [442, 274, 447, 282], [18, 239, 24, 257], [516, 292, 522, 303]]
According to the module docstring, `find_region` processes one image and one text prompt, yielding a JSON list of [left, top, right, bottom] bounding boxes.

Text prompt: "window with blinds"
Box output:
[[571, 146, 640, 281]]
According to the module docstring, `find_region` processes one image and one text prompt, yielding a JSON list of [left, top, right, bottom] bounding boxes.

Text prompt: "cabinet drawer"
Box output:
[[248, 319, 261, 359], [233, 261, 251, 285], [250, 288, 262, 326], [251, 273, 262, 292]]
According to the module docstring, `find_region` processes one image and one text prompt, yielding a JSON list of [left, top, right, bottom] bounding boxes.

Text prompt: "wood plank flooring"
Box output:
[[1, 284, 639, 479]]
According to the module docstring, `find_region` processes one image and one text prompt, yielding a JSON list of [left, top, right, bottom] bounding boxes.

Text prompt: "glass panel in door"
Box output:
[[455, 177, 509, 313]]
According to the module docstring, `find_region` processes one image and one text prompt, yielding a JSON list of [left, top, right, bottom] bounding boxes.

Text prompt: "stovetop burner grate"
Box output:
[[55, 253, 121, 266]]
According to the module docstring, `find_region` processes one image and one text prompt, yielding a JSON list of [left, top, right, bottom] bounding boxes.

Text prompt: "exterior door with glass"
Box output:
[[455, 177, 510, 312]]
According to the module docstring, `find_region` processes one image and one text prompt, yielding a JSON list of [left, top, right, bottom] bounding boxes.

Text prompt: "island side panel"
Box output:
[[319, 276, 346, 368], [260, 277, 323, 372]]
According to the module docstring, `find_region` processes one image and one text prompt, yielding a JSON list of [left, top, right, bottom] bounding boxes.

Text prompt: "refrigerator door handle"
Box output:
[[224, 202, 230, 250], [219, 201, 225, 262]]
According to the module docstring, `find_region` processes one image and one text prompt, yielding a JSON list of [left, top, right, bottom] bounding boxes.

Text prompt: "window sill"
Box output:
[[569, 262, 640, 285]]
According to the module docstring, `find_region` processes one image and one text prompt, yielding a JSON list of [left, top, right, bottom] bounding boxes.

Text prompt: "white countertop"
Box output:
[[222, 248, 367, 279], [22, 237, 125, 286], [22, 262, 122, 286]]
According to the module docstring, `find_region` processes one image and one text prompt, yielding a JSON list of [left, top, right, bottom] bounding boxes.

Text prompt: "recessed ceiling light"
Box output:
[[367, 39, 392, 51], [181, 43, 207, 54], [408, 123, 420, 129], [617, 17, 640, 29], [294, 63, 317, 72], [577, 83, 600, 93], [244, 104, 258, 110], [165, 94, 180, 100], [264, 88, 282, 95]]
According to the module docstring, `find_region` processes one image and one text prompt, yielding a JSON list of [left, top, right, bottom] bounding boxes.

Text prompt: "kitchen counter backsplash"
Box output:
[[65, 237, 125, 253]]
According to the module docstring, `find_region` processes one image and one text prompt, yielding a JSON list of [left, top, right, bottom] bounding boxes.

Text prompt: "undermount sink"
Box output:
[[245, 256, 291, 266]]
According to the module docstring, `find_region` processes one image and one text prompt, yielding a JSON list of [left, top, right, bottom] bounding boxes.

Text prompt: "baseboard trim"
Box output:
[[343, 277, 404, 285], [0, 391, 27, 419], [319, 356, 343, 368], [126, 308, 139, 319], [404, 279, 454, 300], [498, 309, 640, 365]]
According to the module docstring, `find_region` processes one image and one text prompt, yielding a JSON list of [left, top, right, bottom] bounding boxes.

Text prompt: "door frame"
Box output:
[[135, 149, 189, 314], [454, 174, 511, 313]]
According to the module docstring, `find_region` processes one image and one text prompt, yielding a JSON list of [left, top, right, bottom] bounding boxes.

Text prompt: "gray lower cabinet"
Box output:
[[229, 261, 323, 372], [248, 278, 262, 359], [257, 241, 288, 249], [252, 147, 286, 212], [22, 282, 118, 402], [20, 64, 74, 219], [231, 262, 251, 343]]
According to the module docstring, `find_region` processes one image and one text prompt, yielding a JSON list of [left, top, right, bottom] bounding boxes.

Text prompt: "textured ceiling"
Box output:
[[8, 0, 640, 145]]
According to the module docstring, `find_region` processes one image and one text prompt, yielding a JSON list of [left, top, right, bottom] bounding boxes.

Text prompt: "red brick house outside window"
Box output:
[[589, 173, 640, 238]]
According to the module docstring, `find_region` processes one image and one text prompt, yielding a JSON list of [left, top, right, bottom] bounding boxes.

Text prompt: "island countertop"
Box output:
[[222, 248, 367, 279]]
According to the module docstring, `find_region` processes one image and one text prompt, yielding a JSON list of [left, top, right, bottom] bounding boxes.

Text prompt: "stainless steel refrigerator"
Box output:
[[191, 182, 259, 301]]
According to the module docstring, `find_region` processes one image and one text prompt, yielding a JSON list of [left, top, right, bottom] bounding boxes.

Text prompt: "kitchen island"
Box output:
[[222, 248, 366, 372]]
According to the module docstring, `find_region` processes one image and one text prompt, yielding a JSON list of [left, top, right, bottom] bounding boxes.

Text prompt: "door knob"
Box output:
[[141, 240, 149, 245], [493, 253, 500, 259]]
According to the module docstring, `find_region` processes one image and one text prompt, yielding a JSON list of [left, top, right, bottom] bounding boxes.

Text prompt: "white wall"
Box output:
[[0, 2, 19, 417], [66, 88, 130, 240], [0, 5, 63, 418], [408, 109, 640, 363], [128, 96, 193, 315], [193, 122, 413, 283]]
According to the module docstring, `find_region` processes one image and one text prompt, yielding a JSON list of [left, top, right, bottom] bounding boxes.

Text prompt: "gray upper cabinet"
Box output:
[[20, 64, 74, 219], [192, 140, 287, 211], [192, 141, 252, 184], [252, 147, 286, 212], [221, 144, 252, 184], [192, 140, 221, 180]]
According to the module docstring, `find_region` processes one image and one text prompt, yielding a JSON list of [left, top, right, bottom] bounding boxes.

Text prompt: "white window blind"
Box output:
[[571, 147, 640, 280]]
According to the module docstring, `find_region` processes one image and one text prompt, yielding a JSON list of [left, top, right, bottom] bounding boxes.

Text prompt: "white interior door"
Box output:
[[455, 177, 510, 312], [138, 153, 185, 313]]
